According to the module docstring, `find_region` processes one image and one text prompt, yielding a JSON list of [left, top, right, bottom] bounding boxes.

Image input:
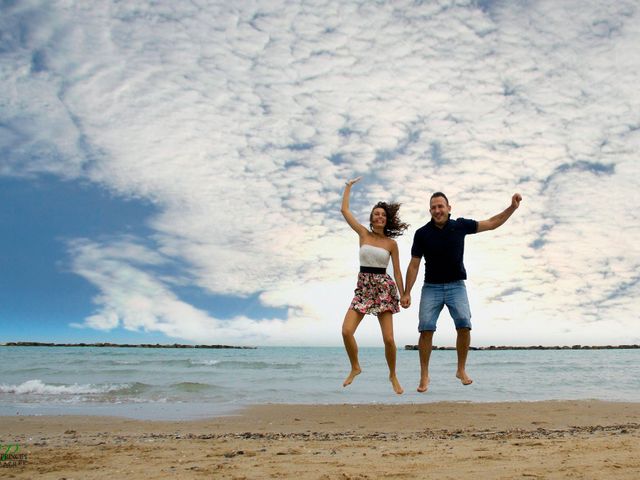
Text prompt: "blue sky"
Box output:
[[1, 0, 639, 347]]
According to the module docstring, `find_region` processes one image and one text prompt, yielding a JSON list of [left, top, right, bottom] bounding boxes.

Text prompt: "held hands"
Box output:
[[511, 193, 522, 209], [400, 294, 411, 309], [345, 176, 362, 187]]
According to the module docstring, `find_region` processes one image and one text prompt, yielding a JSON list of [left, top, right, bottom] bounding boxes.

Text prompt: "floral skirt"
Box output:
[[349, 272, 400, 315]]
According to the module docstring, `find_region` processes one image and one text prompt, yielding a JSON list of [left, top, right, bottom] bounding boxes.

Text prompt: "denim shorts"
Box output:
[[418, 281, 472, 332]]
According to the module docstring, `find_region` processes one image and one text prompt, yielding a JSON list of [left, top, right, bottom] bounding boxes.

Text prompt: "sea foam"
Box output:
[[0, 379, 126, 395]]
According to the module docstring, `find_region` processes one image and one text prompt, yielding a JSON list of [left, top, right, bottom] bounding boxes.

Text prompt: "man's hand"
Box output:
[[511, 193, 522, 209], [400, 294, 411, 309]]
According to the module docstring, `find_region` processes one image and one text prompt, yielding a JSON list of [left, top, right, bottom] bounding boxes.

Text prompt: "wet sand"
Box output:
[[2, 400, 639, 479]]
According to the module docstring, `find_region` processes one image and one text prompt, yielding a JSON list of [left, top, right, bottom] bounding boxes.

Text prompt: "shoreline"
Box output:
[[3, 400, 640, 478], [3, 395, 640, 422]]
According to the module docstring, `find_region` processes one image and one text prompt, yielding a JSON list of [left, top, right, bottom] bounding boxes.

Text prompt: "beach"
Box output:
[[3, 400, 639, 479]]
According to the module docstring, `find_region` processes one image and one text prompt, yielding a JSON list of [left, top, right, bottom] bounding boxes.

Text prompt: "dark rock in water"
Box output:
[[403, 344, 639, 351], [1, 341, 256, 349]]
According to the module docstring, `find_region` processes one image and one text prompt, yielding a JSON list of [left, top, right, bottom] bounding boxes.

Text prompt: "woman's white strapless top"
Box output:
[[359, 244, 391, 269]]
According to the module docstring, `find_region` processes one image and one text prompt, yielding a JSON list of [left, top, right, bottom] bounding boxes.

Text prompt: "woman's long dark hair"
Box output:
[[369, 202, 409, 238]]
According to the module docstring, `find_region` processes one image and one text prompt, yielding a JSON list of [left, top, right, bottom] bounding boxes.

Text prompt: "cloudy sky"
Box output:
[[2, 0, 639, 347]]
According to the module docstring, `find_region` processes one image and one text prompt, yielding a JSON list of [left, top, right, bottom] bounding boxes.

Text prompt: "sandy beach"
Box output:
[[2, 401, 639, 479]]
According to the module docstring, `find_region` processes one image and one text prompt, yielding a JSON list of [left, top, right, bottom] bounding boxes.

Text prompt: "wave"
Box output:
[[108, 359, 193, 367], [44, 358, 303, 370], [205, 360, 302, 370], [189, 360, 221, 366], [172, 382, 217, 393], [0, 379, 144, 396], [472, 361, 529, 367], [5, 367, 54, 374], [106, 382, 150, 395]]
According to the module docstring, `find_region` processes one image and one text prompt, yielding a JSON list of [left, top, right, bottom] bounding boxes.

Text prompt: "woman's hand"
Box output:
[[345, 176, 362, 187], [341, 176, 366, 235]]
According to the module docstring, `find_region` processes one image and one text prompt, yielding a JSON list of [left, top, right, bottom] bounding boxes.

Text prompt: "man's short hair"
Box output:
[[430, 192, 449, 205]]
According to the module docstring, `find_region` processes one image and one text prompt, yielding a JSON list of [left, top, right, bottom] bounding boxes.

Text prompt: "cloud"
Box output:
[[2, 0, 639, 345], [67, 237, 298, 345]]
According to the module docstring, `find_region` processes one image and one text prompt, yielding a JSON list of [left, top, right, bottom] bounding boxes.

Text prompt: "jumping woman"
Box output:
[[340, 176, 409, 394]]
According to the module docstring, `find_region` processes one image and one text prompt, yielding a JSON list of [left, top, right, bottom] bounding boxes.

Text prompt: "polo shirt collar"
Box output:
[[428, 214, 452, 229]]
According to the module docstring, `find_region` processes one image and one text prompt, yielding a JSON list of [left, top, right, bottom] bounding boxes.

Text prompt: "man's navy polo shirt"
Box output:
[[410, 216, 478, 284]]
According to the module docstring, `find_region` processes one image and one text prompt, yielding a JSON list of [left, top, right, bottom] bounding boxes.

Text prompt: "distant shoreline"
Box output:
[[405, 344, 640, 350], [1, 342, 638, 350], [0, 342, 256, 349]]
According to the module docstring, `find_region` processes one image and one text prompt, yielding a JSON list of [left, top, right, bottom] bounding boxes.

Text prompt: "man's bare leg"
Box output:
[[342, 309, 364, 387], [417, 330, 434, 392], [455, 327, 473, 385], [378, 312, 403, 394]]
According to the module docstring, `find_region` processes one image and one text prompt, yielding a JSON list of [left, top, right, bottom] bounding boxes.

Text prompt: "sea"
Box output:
[[1, 346, 639, 420]]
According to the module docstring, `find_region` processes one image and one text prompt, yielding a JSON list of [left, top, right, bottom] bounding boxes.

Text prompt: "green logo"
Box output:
[[0, 444, 27, 467]]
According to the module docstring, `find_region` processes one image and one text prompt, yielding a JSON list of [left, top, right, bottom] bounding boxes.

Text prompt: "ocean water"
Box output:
[[1, 346, 639, 420]]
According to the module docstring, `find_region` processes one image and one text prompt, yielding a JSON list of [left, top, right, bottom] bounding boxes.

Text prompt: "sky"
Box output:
[[1, 0, 639, 347]]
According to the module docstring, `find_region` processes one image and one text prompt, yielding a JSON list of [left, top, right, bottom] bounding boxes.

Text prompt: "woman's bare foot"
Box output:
[[456, 370, 473, 385], [343, 368, 361, 387], [390, 375, 404, 394], [417, 375, 430, 393]]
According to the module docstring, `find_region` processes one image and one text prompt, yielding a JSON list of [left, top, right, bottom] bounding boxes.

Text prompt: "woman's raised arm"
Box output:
[[341, 177, 367, 236]]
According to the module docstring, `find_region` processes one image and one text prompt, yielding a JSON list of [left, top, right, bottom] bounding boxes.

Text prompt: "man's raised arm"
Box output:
[[477, 193, 522, 233]]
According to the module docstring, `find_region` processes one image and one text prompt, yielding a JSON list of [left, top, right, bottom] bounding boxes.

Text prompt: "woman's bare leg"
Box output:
[[378, 312, 403, 394], [342, 309, 364, 387]]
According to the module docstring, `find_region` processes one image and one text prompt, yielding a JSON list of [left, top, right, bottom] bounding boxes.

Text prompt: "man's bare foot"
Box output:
[[390, 375, 404, 394], [343, 368, 361, 387], [456, 370, 473, 385], [417, 376, 430, 393]]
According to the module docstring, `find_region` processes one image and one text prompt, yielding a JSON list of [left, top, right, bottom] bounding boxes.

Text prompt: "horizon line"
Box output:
[[1, 342, 639, 350]]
